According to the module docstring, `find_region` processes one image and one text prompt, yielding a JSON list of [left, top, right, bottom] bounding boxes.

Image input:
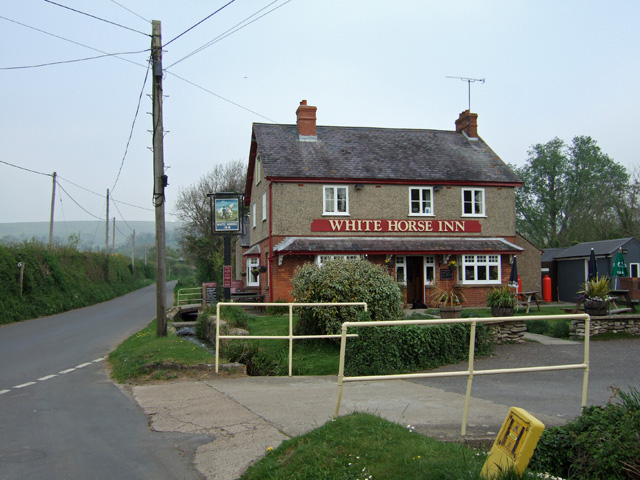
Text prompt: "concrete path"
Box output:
[[131, 374, 564, 480]]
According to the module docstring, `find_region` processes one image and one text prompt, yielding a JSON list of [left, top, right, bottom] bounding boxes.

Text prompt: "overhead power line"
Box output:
[[0, 49, 149, 70], [111, 57, 152, 192], [0, 15, 148, 69], [56, 181, 102, 220], [109, 0, 150, 24], [0, 159, 52, 177], [163, 0, 236, 47], [43, 0, 150, 36], [167, 0, 291, 69]]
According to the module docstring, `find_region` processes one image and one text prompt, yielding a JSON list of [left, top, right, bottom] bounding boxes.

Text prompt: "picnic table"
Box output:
[[609, 289, 638, 314], [517, 291, 541, 313]]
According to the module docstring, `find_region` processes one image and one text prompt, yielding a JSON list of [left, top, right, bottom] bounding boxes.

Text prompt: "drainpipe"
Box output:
[[268, 179, 274, 302]]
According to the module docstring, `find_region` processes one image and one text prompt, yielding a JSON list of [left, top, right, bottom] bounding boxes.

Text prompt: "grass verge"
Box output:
[[109, 319, 216, 383], [240, 412, 531, 480]]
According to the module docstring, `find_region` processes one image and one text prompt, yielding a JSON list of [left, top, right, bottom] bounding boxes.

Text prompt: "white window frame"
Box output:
[[409, 187, 434, 216], [424, 255, 436, 286], [252, 202, 256, 228], [246, 257, 260, 286], [315, 254, 361, 267], [462, 188, 485, 216], [262, 192, 267, 222], [630, 263, 639, 278], [255, 154, 262, 185], [396, 256, 406, 284], [461, 254, 501, 284], [323, 185, 349, 216]]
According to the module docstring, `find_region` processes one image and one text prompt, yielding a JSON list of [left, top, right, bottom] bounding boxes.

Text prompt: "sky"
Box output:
[[1, 1, 639, 229]]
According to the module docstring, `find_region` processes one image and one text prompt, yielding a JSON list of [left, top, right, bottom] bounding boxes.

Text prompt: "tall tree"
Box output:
[[513, 136, 630, 248], [173, 160, 246, 282]]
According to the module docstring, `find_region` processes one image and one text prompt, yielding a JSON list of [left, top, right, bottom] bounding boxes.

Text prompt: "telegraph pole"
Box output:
[[49, 172, 56, 248], [152, 20, 168, 337], [131, 229, 135, 276], [112, 217, 116, 252], [105, 189, 110, 255]]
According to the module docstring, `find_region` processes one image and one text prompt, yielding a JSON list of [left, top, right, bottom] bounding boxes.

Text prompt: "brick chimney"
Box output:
[[455, 109, 478, 138], [296, 100, 317, 140]]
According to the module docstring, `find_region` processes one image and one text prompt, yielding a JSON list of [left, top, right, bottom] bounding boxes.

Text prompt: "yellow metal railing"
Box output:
[[334, 314, 591, 436], [215, 302, 367, 376], [177, 287, 203, 306]]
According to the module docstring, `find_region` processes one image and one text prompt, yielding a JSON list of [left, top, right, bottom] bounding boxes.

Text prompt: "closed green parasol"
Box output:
[[611, 248, 629, 289]]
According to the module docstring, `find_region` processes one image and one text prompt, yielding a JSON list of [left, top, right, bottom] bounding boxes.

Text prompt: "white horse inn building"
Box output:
[[238, 100, 536, 307]]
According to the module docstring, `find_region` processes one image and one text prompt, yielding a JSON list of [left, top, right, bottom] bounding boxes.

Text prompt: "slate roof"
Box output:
[[252, 124, 521, 184], [273, 236, 523, 255], [553, 237, 639, 260]]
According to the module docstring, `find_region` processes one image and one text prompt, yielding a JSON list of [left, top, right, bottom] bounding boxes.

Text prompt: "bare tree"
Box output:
[[173, 160, 247, 281]]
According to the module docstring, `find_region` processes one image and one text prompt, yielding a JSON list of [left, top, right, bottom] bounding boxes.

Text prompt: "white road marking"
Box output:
[[1, 357, 106, 395], [14, 382, 36, 389]]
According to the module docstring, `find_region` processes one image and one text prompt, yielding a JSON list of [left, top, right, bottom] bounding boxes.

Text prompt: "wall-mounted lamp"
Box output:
[[355, 183, 365, 190]]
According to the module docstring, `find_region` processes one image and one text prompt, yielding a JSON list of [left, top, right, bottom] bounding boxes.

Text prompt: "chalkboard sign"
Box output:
[[202, 282, 218, 305], [440, 268, 454, 280]]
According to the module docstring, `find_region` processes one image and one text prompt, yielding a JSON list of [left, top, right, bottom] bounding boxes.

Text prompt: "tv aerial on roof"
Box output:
[[446, 76, 485, 111]]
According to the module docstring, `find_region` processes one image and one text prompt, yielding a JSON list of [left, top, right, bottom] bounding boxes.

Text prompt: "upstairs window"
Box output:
[[262, 192, 267, 221], [409, 187, 433, 215], [323, 186, 349, 215], [252, 203, 256, 228], [255, 154, 262, 185], [462, 188, 485, 216]]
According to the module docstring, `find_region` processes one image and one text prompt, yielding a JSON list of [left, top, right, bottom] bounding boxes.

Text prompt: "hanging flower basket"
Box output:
[[251, 265, 267, 275]]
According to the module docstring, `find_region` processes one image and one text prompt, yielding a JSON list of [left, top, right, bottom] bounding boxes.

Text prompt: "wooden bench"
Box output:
[[609, 308, 632, 315]]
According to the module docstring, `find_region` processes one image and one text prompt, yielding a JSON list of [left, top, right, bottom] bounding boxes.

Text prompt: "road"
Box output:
[[0, 281, 205, 480], [409, 337, 640, 421]]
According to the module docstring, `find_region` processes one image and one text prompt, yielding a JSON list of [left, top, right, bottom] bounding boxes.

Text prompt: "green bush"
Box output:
[[0, 242, 153, 324], [291, 258, 404, 337], [530, 385, 640, 479], [345, 311, 494, 376]]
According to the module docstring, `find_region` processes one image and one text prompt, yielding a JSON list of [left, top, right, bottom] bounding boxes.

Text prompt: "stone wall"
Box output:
[[491, 320, 527, 344], [570, 316, 640, 339]]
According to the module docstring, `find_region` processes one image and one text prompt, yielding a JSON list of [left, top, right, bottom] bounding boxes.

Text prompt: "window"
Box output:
[[396, 256, 406, 284], [462, 188, 485, 216], [409, 187, 433, 215], [323, 186, 349, 215], [424, 255, 435, 285], [630, 263, 639, 278], [246, 258, 260, 286], [255, 154, 262, 185], [315, 255, 361, 267], [262, 192, 267, 221], [462, 254, 500, 284], [252, 203, 256, 228]]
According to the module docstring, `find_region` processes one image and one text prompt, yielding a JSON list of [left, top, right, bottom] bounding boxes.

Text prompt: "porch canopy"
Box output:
[[273, 236, 523, 256]]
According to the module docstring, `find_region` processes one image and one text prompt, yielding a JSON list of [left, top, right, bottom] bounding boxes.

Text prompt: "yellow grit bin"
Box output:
[[481, 407, 545, 478]]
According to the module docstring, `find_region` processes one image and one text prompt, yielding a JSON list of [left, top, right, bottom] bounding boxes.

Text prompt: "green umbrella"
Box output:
[[611, 248, 629, 289]]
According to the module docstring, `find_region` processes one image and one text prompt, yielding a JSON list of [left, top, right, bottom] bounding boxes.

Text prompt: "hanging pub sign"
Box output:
[[214, 197, 240, 232]]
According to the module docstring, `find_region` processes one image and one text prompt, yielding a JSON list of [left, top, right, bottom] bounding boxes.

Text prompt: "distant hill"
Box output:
[[0, 221, 182, 253]]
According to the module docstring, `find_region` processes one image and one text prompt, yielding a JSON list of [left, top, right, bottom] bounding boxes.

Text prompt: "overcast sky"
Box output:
[[2, 1, 638, 229]]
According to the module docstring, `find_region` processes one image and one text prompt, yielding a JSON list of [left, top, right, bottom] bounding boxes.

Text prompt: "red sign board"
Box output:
[[311, 218, 481, 233], [223, 265, 232, 288]]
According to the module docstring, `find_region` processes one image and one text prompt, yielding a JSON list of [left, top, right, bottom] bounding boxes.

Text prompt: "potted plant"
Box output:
[[486, 285, 517, 317], [578, 275, 611, 316], [431, 284, 465, 318]]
